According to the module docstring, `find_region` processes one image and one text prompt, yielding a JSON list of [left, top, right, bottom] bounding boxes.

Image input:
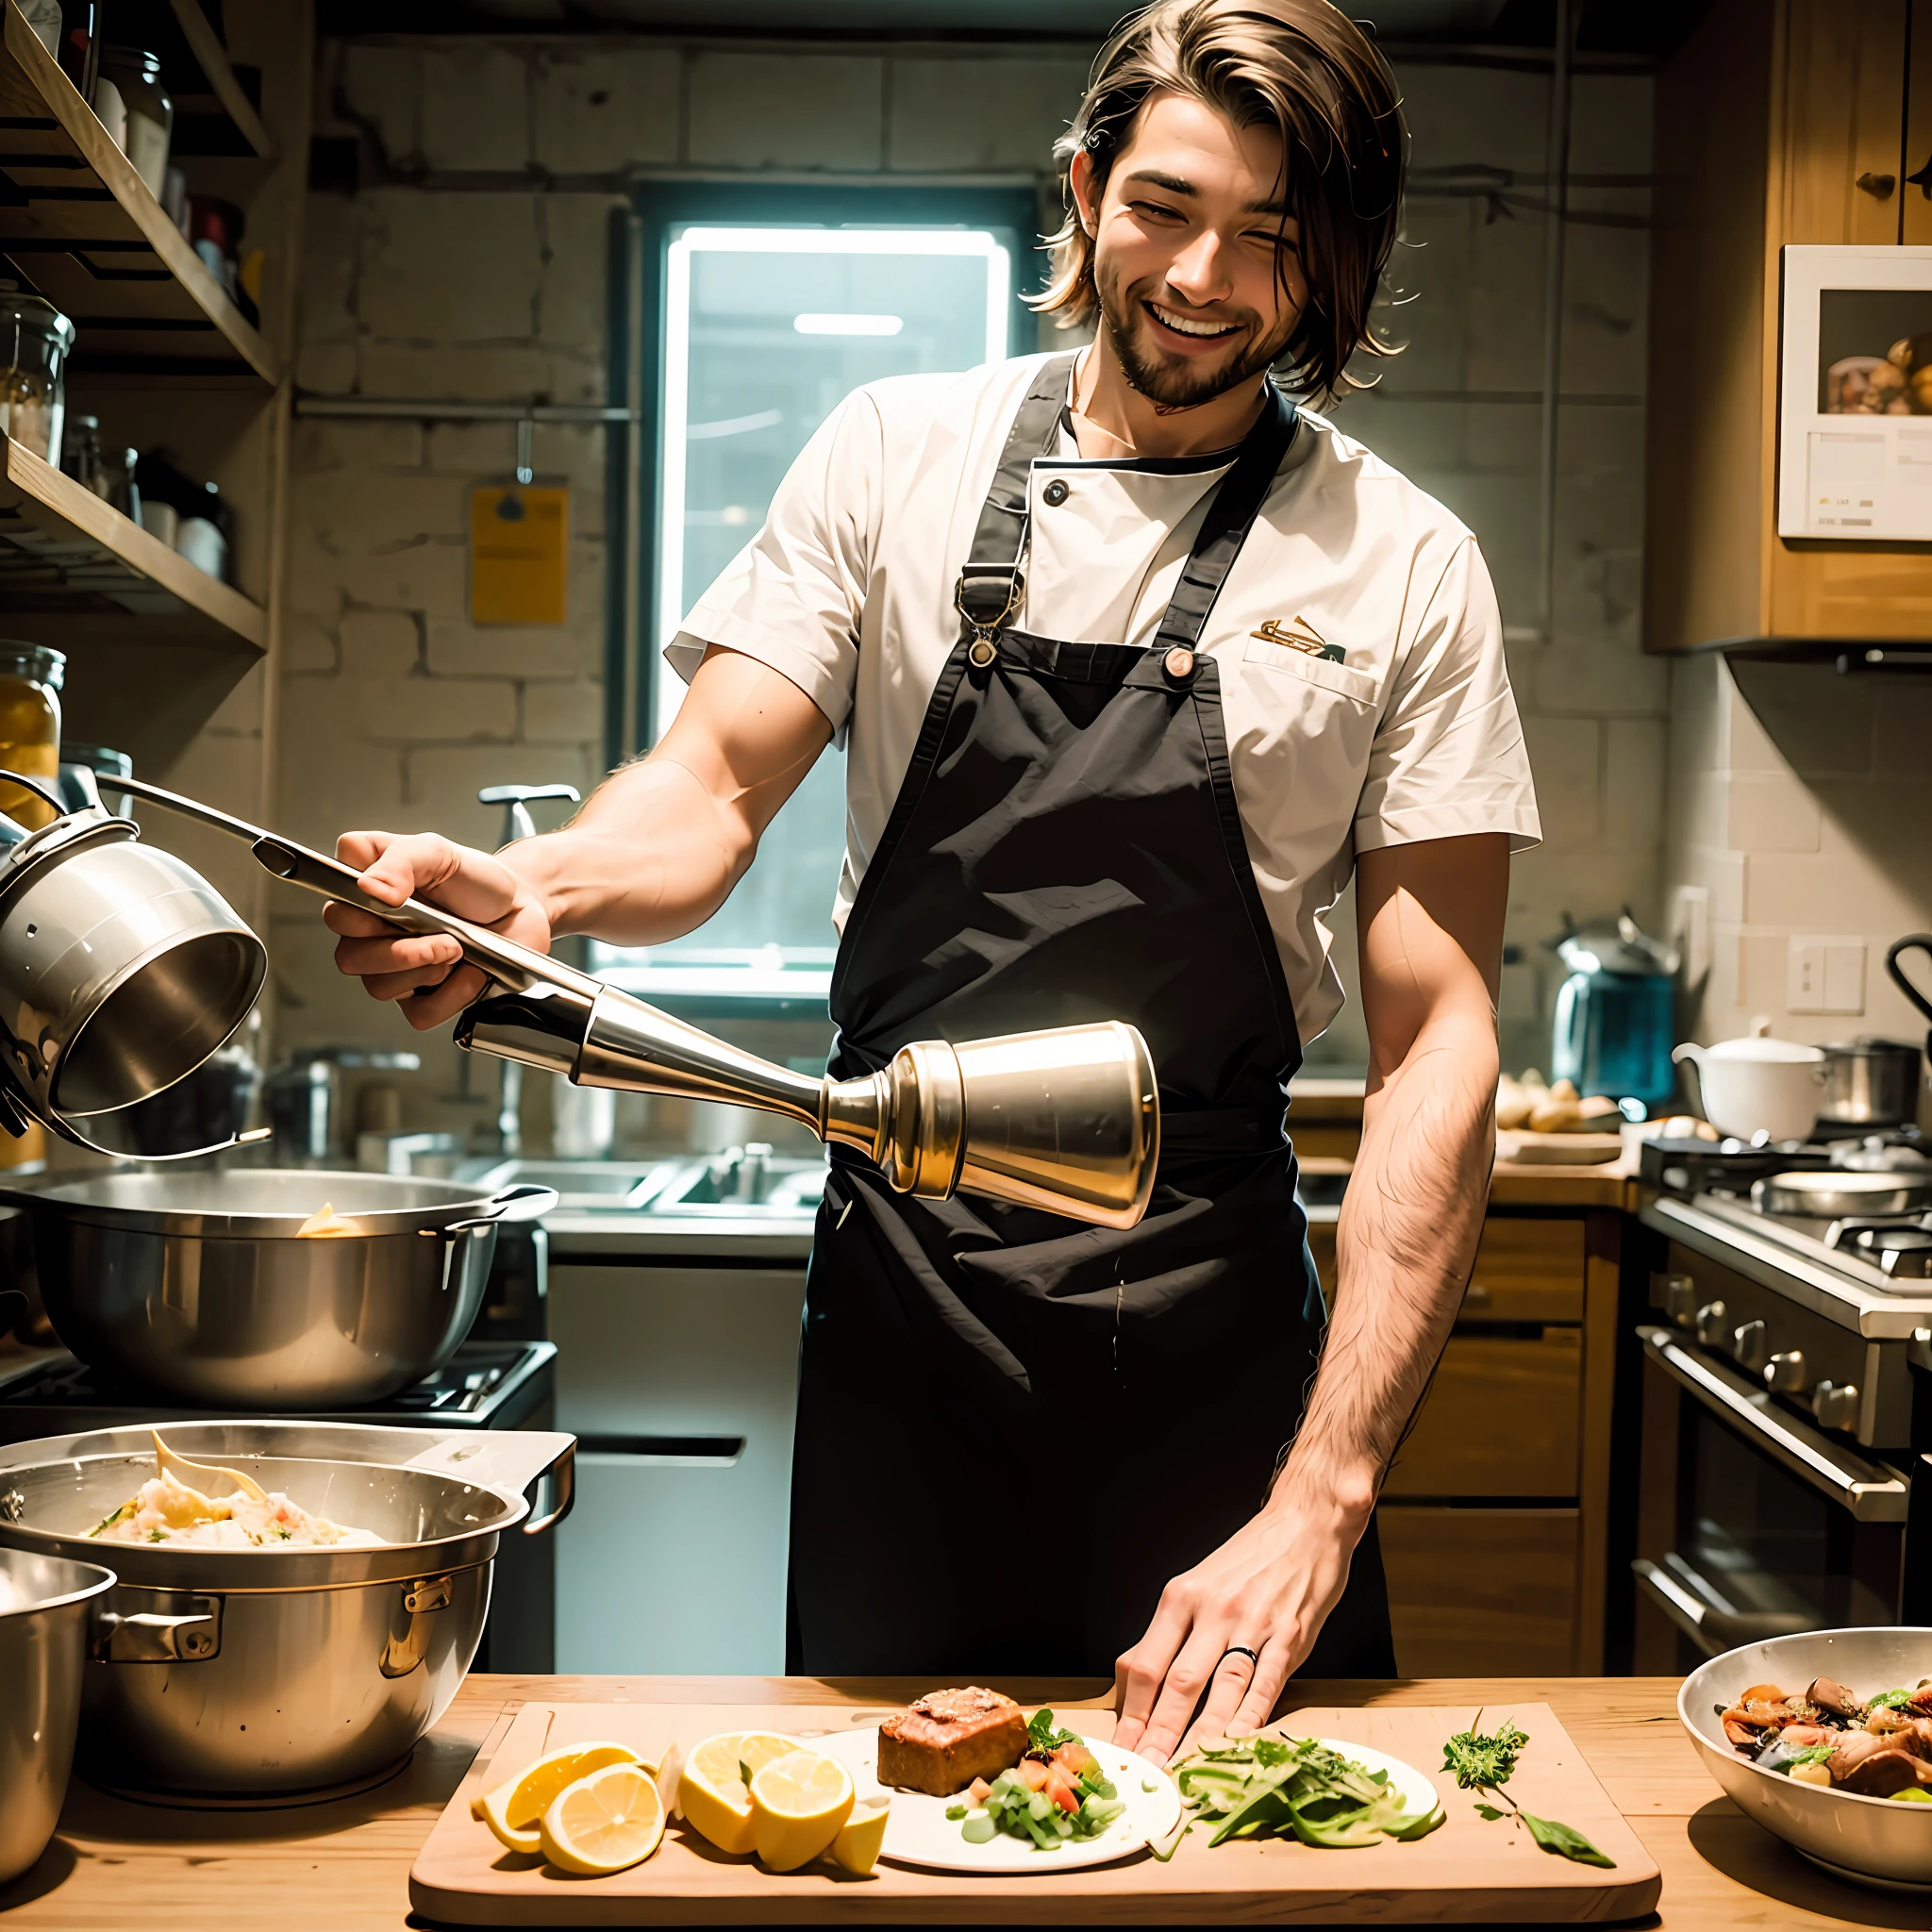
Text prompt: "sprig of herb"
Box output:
[[1441, 1715, 1614, 1870]]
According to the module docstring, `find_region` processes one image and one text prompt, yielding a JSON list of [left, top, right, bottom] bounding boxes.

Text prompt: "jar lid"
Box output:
[[101, 45, 164, 80], [0, 643, 67, 690], [0, 283, 75, 354]]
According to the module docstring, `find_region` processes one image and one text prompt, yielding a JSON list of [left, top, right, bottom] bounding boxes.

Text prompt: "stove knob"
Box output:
[[1812, 1380, 1860, 1431], [1695, 1300, 1730, 1346], [1731, 1319, 1769, 1372], [1765, 1349, 1808, 1393], [1663, 1274, 1698, 1328], [1881, 1246, 1932, 1281]]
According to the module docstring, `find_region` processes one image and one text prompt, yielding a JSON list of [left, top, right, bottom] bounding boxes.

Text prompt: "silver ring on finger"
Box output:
[[1219, 1644, 1260, 1668]]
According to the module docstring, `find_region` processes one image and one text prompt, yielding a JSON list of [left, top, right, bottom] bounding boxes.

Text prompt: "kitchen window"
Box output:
[[598, 185, 1039, 1008]]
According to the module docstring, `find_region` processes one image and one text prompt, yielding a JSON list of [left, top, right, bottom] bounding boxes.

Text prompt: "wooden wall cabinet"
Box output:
[[1647, 0, 1932, 652]]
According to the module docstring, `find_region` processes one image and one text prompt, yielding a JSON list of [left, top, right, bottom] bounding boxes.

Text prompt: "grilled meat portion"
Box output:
[[878, 1687, 1028, 1797]]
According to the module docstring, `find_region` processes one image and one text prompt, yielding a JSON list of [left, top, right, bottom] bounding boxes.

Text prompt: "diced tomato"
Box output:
[[1016, 1757, 1051, 1792], [966, 1777, 991, 1807], [1044, 1771, 1080, 1814], [1053, 1740, 1098, 1777]]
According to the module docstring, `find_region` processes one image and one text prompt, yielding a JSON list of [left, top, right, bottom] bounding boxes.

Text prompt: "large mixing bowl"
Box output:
[[0, 1421, 573, 1803], [0, 1547, 115, 1883], [0, 1170, 556, 1408], [1680, 1626, 1932, 1890]]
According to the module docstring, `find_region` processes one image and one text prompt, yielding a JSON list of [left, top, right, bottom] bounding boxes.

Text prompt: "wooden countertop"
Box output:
[[0, 1674, 1901, 1930]]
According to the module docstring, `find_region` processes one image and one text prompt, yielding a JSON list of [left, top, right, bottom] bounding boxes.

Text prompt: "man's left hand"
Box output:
[[1110, 1488, 1366, 1766]]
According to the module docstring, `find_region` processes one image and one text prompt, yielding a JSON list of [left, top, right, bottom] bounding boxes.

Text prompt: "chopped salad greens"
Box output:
[[1169, 1733, 1444, 1852], [954, 1708, 1125, 1851]]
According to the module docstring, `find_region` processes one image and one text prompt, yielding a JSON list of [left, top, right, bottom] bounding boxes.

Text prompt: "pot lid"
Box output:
[[1701, 1019, 1825, 1064]]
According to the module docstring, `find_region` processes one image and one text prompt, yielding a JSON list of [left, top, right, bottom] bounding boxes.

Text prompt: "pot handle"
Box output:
[[1670, 1041, 1706, 1117], [92, 1600, 223, 1663], [440, 1185, 560, 1237], [402, 1429, 577, 1537], [1889, 935, 1932, 1027]]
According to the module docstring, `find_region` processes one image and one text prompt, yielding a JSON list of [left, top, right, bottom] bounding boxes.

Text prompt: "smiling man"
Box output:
[[325, 0, 1539, 1759]]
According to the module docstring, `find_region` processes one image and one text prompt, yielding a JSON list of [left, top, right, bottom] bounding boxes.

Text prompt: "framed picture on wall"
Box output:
[[1778, 243, 1932, 540]]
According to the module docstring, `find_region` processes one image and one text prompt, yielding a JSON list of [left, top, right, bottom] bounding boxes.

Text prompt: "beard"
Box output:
[[1092, 250, 1300, 411]]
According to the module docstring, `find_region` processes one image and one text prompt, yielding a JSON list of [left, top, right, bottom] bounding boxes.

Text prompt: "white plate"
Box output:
[[813, 1726, 1182, 1874]]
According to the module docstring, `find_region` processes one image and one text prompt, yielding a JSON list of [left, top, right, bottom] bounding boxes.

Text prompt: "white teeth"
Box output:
[[1150, 302, 1232, 338]]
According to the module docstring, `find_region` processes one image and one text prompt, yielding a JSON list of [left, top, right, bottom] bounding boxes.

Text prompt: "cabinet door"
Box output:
[[1378, 1507, 1580, 1675], [1904, 0, 1932, 242], [1781, 0, 1908, 245], [1381, 1328, 1583, 1501]]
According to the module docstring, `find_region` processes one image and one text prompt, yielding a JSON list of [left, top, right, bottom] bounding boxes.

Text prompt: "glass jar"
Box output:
[[0, 285, 75, 464], [60, 411, 109, 498], [94, 47, 172, 201], [0, 643, 65, 831]]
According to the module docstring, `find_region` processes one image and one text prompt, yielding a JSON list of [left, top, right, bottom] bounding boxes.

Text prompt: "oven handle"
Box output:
[[1631, 1557, 1823, 1658], [1639, 1325, 1910, 1523]]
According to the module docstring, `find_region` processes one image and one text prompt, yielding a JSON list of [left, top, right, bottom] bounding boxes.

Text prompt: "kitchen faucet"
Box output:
[[478, 783, 581, 1158]]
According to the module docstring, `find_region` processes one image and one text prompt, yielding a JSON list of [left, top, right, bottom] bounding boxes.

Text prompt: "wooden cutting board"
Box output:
[[408, 1697, 1661, 1924]]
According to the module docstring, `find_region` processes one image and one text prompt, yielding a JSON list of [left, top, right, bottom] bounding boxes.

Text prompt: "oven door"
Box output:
[[1631, 1324, 1911, 1670]]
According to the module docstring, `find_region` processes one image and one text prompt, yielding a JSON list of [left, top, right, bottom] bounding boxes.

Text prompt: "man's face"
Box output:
[[1072, 92, 1308, 410]]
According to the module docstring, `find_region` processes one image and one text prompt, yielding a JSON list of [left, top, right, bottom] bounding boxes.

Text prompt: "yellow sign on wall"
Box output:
[[470, 484, 569, 625]]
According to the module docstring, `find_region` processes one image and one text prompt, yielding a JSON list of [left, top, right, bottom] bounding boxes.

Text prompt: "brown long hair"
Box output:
[[1035, 0, 1407, 404]]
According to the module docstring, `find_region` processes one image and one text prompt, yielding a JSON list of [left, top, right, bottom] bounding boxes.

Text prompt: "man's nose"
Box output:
[[1165, 229, 1234, 306]]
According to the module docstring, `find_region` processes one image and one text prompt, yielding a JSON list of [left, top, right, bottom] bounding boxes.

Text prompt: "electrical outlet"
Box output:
[[1789, 936, 1866, 1015]]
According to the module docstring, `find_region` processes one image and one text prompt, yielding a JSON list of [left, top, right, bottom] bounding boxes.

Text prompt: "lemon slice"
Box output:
[[475, 1740, 644, 1852], [828, 1792, 891, 1875], [749, 1748, 855, 1873], [539, 1763, 666, 1875], [678, 1731, 803, 1857]]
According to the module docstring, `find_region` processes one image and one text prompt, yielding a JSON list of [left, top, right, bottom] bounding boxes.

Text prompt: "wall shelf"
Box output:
[[0, 1, 278, 383], [0, 428, 266, 653]]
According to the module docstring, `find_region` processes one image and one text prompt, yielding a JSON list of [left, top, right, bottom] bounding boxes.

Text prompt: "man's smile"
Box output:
[[1145, 298, 1243, 346]]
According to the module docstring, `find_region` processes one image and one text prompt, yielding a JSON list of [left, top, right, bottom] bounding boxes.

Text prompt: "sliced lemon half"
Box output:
[[539, 1762, 666, 1876], [678, 1731, 802, 1857], [476, 1740, 644, 1852], [828, 1791, 891, 1875], [750, 1748, 855, 1873]]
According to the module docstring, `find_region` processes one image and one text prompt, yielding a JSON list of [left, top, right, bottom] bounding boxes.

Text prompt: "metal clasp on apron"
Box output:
[[954, 566, 1024, 659]]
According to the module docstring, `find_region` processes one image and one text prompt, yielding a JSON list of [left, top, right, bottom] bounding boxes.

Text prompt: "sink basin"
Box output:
[[462, 1158, 673, 1209], [651, 1145, 825, 1213]]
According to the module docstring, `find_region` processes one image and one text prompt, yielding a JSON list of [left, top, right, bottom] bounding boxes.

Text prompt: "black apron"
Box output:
[[787, 356, 1395, 1682]]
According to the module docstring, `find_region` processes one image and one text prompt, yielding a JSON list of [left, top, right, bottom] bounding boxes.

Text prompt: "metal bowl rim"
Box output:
[[0, 1166, 522, 1237], [0, 1548, 117, 1619], [1678, 1626, 1932, 1817]]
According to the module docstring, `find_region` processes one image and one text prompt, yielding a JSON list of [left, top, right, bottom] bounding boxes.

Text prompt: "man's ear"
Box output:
[[1069, 146, 1100, 239]]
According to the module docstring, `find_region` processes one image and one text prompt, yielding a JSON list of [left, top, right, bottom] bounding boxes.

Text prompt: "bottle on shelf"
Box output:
[[59, 412, 110, 498], [92, 47, 173, 201], [18, 0, 98, 101], [0, 643, 65, 831], [0, 284, 75, 464]]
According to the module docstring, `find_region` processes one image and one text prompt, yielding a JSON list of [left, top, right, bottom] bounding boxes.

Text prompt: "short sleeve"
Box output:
[[1352, 537, 1541, 855], [663, 388, 883, 737]]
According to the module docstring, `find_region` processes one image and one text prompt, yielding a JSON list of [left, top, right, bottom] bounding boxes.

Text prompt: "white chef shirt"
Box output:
[[667, 351, 1541, 1044]]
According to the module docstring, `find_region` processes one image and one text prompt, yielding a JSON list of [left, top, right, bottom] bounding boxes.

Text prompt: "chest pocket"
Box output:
[[1241, 635, 1381, 708]]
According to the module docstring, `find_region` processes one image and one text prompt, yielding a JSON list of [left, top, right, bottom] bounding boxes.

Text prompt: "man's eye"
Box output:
[[1130, 200, 1185, 223]]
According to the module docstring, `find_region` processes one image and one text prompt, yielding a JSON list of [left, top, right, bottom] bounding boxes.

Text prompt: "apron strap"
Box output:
[[1153, 386, 1299, 655], [954, 353, 1079, 639]]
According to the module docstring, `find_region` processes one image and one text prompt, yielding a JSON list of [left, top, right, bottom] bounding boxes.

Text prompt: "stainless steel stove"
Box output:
[[1630, 1130, 1932, 1670]]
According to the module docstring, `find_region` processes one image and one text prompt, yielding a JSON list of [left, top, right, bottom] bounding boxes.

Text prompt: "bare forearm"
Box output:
[[1270, 1008, 1498, 1526], [500, 758, 753, 946]]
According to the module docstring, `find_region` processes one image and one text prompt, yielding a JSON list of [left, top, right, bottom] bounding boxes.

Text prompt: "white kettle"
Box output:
[[1672, 1022, 1827, 1142]]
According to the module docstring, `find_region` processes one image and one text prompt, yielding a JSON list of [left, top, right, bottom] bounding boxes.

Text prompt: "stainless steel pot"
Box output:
[[0, 769, 264, 1157], [1820, 1038, 1924, 1127], [1680, 1627, 1932, 1889], [0, 1422, 573, 1804], [1752, 1169, 1932, 1219], [0, 1171, 558, 1409], [0, 1547, 115, 1883]]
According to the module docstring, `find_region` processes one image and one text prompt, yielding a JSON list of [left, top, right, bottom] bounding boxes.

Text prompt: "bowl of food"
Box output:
[[1680, 1627, 1932, 1889], [0, 1420, 573, 1804]]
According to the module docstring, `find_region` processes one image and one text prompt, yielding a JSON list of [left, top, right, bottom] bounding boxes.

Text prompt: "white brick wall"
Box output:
[[284, 31, 1662, 1115]]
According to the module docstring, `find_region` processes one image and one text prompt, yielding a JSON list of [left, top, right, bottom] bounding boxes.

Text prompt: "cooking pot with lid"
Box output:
[[1672, 1026, 1828, 1142], [0, 1422, 573, 1803], [0, 1170, 558, 1409], [0, 1546, 115, 1882]]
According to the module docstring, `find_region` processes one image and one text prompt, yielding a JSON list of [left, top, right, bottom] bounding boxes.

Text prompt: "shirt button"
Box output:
[[1163, 646, 1196, 684], [1042, 479, 1069, 507]]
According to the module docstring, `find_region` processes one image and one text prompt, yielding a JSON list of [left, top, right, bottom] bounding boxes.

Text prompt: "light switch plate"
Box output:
[[1789, 935, 1866, 1014]]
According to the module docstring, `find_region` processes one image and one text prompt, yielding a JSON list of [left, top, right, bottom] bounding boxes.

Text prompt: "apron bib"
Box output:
[[787, 356, 1394, 1679]]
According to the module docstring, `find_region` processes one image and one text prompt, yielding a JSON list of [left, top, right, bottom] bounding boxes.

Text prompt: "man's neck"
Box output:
[[1069, 334, 1271, 461]]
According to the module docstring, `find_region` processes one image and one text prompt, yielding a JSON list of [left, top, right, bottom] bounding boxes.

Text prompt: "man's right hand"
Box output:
[[325, 830, 555, 1031]]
